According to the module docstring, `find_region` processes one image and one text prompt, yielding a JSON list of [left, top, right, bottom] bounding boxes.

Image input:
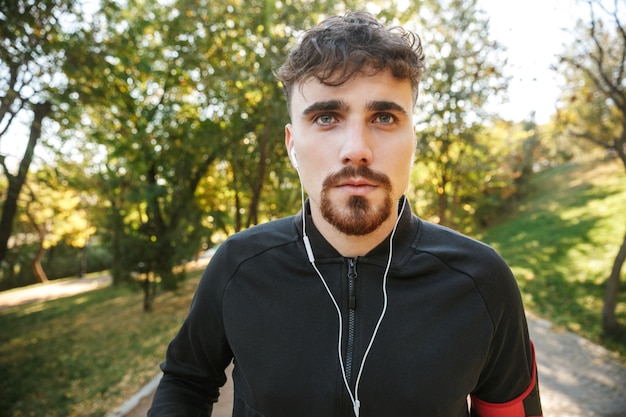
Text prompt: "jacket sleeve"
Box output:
[[470, 341, 542, 417], [468, 248, 543, 417], [148, 247, 234, 417]]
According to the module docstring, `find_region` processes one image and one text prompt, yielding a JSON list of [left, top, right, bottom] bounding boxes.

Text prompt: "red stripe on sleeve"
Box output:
[[470, 342, 541, 417]]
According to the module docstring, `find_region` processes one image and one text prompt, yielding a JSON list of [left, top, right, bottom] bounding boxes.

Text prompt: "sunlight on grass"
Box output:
[[481, 159, 626, 358], [0, 272, 202, 417]]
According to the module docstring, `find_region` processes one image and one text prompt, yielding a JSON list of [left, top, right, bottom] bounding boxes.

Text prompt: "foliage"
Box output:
[[406, 0, 510, 229], [554, 0, 626, 164], [479, 159, 626, 350], [20, 168, 96, 282], [0, 0, 80, 265], [458, 117, 577, 230], [57, 0, 380, 289], [60, 0, 237, 287]]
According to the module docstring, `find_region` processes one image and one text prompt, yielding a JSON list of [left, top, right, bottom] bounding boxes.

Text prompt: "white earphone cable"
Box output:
[[300, 180, 407, 417]]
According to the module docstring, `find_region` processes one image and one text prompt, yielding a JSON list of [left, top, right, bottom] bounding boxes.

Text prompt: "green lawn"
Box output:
[[0, 274, 201, 417], [478, 158, 626, 357], [1, 158, 625, 416]]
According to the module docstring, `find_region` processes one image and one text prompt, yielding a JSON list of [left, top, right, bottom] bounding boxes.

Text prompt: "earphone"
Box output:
[[299, 177, 407, 417], [292, 149, 315, 263], [290, 149, 298, 169]]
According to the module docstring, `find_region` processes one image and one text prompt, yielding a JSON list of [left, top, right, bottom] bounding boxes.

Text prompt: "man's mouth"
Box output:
[[336, 178, 378, 195]]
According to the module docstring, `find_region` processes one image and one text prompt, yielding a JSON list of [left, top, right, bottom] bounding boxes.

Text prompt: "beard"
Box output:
[[320, 165, 394, 236]]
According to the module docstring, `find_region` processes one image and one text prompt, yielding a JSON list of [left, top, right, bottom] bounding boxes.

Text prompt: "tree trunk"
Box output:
[[247, 129, 271, 228], [602, 230, 626, 336], [437, 175, 448, 226], [23, 187, 49, 284], [142, 272, 157, 312], [0, 102, 51, 264], [32, 243, 49, 283], [234, 190, 242, 233]]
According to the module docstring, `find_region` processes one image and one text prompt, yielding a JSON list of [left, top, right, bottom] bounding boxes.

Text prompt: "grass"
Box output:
[[1, 158, 625, 416], [477, 158, 626, 358], [0, 272, 202, 417]]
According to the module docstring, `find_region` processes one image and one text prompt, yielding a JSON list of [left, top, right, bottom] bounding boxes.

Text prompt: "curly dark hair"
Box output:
[[276, 11, 426, 112]]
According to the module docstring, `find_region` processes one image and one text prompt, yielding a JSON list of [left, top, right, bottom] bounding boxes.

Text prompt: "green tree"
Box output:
[[0, 0, 72, 262], [61, 0, 227, 291], [406, 0, 509, 229], [0, 0, 79, 265], [193, 0, 294, 231], [59, 0, 365, 295], [554, 0, 626, 336]]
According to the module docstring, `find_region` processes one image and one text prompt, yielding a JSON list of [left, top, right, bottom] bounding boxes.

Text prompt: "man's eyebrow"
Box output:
[[301, 99, 348, 117], [366, 100, 409, 116]]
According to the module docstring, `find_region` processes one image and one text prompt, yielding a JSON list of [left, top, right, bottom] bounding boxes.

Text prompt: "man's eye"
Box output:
[[314, 114, 336, 125], [374, 113, 396, 124]]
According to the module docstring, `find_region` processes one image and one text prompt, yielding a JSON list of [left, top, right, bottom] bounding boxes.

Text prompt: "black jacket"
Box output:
[[149, 200, 542, 417]]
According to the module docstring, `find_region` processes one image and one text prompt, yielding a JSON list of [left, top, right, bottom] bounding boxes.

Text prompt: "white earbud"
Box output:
[[290, 149, 298, 169]]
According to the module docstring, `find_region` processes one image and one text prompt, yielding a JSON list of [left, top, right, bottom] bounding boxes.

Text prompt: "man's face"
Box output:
[[285, 68, 416, 236]]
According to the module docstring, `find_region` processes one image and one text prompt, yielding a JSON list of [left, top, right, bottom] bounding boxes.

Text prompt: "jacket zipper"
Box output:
[[345, 257, 358, 385]]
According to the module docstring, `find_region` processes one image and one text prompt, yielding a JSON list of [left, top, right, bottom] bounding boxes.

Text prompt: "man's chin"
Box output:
[[334, 222, 383, 237], [321, 196, 392, 237]]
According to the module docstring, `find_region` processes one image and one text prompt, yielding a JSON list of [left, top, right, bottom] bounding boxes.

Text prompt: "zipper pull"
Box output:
[[348, 258, 357, 310]]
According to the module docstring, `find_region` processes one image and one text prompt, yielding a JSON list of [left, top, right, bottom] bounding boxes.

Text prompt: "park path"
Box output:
[[2, 274, 625, 416], [0, 274, 112, 310]]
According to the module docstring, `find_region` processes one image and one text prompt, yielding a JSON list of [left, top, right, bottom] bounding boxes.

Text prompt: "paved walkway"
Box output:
[[2, 277, 625, 416], [527, 314, 626, 416], [0, 275, 112, 310]]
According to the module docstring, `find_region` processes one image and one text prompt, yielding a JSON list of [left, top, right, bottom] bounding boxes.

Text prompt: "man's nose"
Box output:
[[340, 122, 373, 165]]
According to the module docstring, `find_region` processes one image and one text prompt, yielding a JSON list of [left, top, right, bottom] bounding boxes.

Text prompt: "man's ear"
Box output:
[[285, 124, 298, 169]]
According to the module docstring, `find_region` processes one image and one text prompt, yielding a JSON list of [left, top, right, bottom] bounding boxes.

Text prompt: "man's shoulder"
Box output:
[[232, 215, 296, 239], [216, 215, 299, 260], [414, 219, 518, 298], [418, 219, 490, 248], [415, 218, 506, 267]]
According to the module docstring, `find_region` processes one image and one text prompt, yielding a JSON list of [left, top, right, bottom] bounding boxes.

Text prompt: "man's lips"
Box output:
[[338, 178, 376, 187], [335, 178, 378, 195]]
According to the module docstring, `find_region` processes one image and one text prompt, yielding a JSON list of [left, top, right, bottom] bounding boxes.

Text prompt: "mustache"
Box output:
[[322, 165, 392, 191]]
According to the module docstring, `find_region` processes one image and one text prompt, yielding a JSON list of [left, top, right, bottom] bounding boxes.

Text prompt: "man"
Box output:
[[148, 11, 542, 417]]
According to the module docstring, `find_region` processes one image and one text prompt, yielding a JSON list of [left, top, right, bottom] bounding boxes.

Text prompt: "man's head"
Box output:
[[276, 11, 426, 115], [281, 12, 424, 250]]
